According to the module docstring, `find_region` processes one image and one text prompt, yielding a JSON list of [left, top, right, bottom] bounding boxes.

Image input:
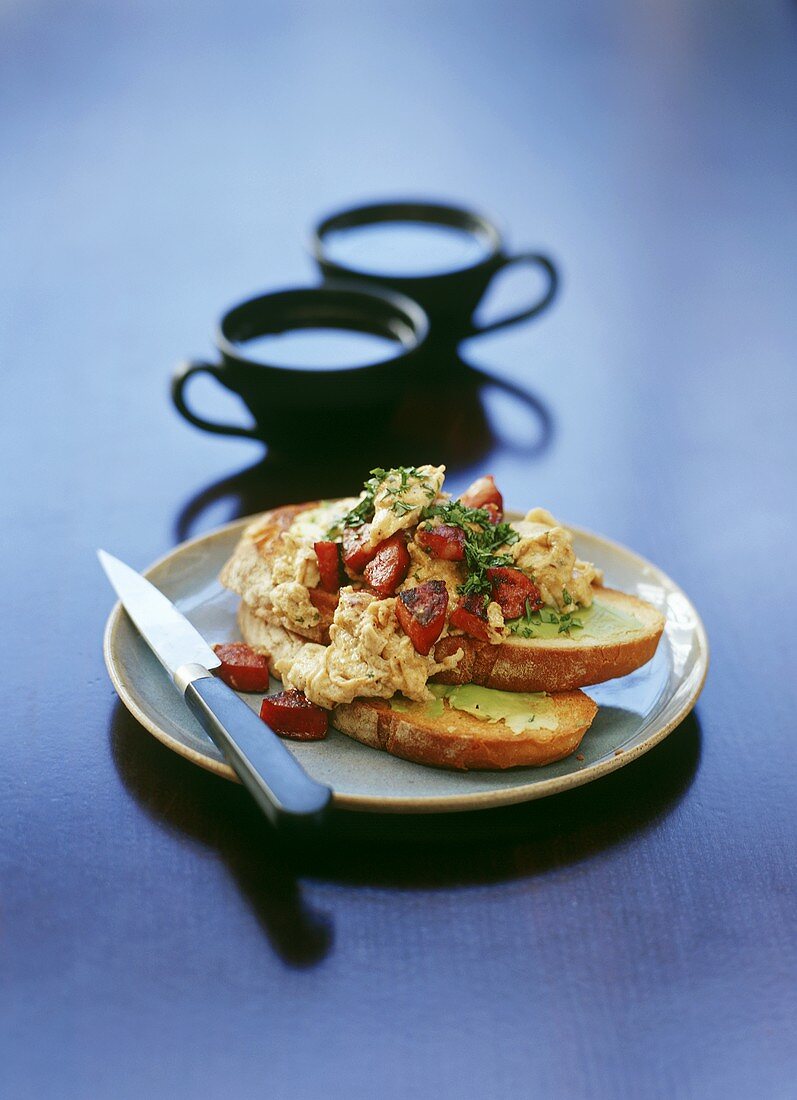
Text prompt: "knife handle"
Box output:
[[182, 672, 332, 827]]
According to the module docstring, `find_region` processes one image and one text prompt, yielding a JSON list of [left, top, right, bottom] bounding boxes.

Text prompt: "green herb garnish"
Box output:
[[326, 469, 384, 536], [381, 466, 438, 513], [509, 598, 584, 638], [419, 500, 520, 597], [421, 500, 491, 528], [327, 466, 437, 537]]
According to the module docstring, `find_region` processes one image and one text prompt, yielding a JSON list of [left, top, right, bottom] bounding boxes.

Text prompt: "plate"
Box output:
[[103, 515, 708, 813]]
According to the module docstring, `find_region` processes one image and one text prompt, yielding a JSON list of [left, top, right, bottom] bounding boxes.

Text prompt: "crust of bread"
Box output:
[[331, 691, 598, 771], [431, 588, 664, 692]]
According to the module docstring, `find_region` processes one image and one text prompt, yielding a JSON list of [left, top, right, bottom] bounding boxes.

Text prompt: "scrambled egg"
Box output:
[[402, 540, 463, 604], [269, 580, 320, 632], [268, 530, 323, 631], [485, 600, 508, 642], [272, 588, 460, 710], [367, 464, 446, 547], [225, 470, 602, 710], [222, 500, 354, 642], [271, 532, 320, 589], [510, 508, 602, 610]]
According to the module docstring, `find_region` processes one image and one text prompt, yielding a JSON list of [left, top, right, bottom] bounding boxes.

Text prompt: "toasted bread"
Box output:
[[331, 690, 598, 770], [432, 587, 665, 693], [238, 604, 598, 770]]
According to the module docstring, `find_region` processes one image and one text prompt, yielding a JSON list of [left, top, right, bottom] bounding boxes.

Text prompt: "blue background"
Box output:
[[1, 2, 796, 1098]]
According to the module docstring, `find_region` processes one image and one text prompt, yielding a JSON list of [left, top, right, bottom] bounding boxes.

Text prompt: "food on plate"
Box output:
[[431, 586, 665, 693], [332, 686, 598, 770], [260, 689, 328, 741], [212, 642, 270, 693], [219, 465, 665, 769], [238, 604, 597, 769]]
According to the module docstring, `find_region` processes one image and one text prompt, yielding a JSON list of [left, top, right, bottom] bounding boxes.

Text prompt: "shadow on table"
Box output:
[[173, 354, 553, 543], [111, 702, 701, 968], [110, 701, 334, 968]]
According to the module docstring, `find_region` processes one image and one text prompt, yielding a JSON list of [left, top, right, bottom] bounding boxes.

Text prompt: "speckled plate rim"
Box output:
[[103, 514, 709, 813]]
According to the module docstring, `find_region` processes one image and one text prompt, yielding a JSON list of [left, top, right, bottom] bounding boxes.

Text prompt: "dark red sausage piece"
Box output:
[[395, 579, 449, 655], [415, 524, 467, 561], [212, 643, 270, 693], [341, 524, 379, 574], [259, 689, 328, 740], [486, 566, 543, 619], [449, 594, 493, 641], [308, 586, 339, 618], [314, 540, 343, 592], [363, 534, 411, 598]]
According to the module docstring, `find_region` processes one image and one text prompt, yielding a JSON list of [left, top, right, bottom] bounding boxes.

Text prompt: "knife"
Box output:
[[99, 549, 333, 828]]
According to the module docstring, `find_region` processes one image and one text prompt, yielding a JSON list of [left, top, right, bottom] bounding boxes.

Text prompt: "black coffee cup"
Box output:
[[171, 282, 429, 443], [310, 199, 558, 341]]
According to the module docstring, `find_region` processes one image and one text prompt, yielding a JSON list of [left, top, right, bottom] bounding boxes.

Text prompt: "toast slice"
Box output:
[[238, 605, 598, 771], [432, 587, 664, 693], [332, 688, 598, 770]]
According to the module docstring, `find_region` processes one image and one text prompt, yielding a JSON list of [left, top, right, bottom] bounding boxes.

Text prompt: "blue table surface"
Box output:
[[1, 2, 795, 1098]]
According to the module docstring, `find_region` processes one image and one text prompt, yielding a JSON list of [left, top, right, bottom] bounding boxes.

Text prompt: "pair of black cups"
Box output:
[[171, 199, 558, 445]]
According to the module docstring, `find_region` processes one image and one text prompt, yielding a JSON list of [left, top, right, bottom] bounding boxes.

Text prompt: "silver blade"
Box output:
[[98, 549, 221, 679]]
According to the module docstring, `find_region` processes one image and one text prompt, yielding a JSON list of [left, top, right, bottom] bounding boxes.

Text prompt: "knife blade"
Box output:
[[99, 549, 332, 827]]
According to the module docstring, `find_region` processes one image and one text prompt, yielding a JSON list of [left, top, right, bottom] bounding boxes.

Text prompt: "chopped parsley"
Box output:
[[420, 500, 520, 597], [326, 467, 529, 602], [509, 598, 584, 638], [326, 469, 383, 535], [379, 465, 437, 502], [326, 466, 437, 537], [421, 500, 490, 529]]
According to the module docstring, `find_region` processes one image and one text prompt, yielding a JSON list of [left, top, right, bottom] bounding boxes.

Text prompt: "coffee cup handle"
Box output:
[[467, 252, 559, 337], [171, 360, 260, 438]]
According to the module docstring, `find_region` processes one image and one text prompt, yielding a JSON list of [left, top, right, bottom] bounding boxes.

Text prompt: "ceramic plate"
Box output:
[[103, 515, 708, 813]]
